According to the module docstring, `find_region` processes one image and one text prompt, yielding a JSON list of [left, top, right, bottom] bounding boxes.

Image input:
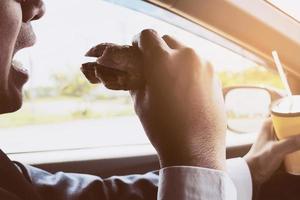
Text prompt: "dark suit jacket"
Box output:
[[0, 150, 159, 200]]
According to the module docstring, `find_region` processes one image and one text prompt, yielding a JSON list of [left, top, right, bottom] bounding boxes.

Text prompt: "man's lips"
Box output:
[[10, 23, 36, 87], [11, 60, 29, 87]]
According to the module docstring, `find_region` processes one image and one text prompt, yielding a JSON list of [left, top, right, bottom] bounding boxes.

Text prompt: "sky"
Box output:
[[15, 0, 260, 88]]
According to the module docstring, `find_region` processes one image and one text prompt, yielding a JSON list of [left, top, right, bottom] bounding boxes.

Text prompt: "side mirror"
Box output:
[[223, 86, 282, 133]]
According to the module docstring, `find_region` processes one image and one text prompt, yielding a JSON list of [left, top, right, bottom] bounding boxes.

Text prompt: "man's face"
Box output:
[[0, 0, 45, 114]]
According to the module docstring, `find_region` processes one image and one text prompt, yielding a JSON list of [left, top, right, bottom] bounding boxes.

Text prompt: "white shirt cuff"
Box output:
[[158, 166, 237, 200], [227, 158, 252, 200]]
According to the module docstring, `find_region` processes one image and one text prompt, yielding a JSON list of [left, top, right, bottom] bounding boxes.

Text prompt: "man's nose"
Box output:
[[22, 0, 46, 23]]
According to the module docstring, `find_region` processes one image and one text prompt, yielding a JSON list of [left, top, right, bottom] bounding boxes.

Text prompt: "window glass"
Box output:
[[0, 0, 283, 153], [267, 0, 300, 22]]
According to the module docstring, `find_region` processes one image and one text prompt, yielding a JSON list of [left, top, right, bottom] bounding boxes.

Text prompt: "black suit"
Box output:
[[0, 150, 159, 200]]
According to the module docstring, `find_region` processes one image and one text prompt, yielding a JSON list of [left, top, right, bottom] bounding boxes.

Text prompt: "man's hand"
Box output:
[[130, 29, 227, 170], [244, 119, 300, 187]]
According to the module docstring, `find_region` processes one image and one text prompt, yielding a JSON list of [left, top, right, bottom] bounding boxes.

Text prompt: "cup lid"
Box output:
[[271, 95, 300, 117]]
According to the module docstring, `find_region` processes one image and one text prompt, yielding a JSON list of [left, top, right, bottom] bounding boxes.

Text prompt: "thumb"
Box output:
[[274, 134, 300, 156]]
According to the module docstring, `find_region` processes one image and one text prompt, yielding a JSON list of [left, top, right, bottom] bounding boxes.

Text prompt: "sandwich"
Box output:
[[81, 43, 144, 90]]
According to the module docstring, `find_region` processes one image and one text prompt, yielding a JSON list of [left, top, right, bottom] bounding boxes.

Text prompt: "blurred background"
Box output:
[[0, 0, 283, 154]]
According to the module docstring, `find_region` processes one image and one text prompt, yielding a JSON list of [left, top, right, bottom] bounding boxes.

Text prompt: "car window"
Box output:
[[0, 0, 283, 154], [267, 0, 300, 22]]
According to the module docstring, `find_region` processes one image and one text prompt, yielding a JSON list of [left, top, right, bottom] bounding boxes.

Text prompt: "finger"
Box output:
[[95, 65, 127, 90], [274, 134, 300, 155], [162, 35, 185, 49], [259, 118, 276, 140], [261, 118, 272, 131], [85, 43, 114, 57], [81, 62, 101, 84], [132, 29, 170, 55]]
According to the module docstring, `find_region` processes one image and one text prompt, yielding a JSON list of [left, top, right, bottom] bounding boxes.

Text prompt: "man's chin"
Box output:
[[0, 87, 23, 114], [0, 101, 22, 114], [0, 64, 30, 114]]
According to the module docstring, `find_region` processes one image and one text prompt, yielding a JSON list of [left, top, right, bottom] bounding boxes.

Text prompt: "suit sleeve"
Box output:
[[16, 163, 159, 200], [16, 161, 241, 200], [0, 188, 22, 200]]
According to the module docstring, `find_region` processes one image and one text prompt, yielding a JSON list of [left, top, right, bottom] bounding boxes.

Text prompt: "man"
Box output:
[[1, 0, 236, 199], [1, 0, 300, 200]]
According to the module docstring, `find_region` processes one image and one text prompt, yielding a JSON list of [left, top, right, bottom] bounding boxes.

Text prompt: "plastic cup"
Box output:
[[271, 95, 300, 174]]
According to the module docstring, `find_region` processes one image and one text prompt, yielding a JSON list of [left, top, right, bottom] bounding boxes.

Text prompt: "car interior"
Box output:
[[1, 0, 300, 199]]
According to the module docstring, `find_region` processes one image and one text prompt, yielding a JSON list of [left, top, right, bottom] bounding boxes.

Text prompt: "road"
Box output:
[[0, 116, 149, 153], [0, 116, 257, 154]]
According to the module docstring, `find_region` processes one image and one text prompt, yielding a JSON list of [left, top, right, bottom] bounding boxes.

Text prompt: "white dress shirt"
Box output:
[[158, 158, 252, 200], [227, 158, 252, 200]]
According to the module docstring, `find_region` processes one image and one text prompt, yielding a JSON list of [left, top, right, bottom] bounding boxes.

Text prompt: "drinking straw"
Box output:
[[272, 51, 293, 97]]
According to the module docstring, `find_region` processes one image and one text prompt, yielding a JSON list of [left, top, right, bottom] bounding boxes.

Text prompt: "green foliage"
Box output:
[[52, 72, 95, 97], [218, 66, 284, 89]]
